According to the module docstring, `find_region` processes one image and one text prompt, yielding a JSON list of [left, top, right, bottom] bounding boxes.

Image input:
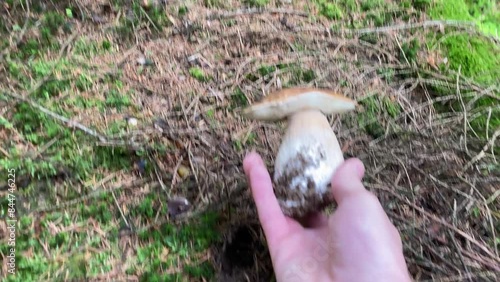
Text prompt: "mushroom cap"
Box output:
[[242, 87, 356, 121]]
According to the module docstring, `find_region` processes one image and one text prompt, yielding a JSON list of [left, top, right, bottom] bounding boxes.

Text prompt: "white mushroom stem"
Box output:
[[241, 88, 356, 216], [274, 109, 344, 196]]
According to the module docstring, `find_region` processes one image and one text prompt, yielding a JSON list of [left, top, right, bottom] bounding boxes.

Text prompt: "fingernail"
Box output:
[[244, 151, 260, 172]]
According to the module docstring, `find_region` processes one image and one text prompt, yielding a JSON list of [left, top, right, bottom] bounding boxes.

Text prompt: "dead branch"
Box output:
[[4, 91, 108, 142]]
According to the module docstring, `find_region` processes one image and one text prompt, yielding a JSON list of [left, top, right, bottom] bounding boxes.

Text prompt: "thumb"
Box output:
[[330, 158, 366, 204], [329, 158, 411, 281]]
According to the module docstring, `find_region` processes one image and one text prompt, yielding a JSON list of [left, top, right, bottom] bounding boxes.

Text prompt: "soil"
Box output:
[[214, 223, 274, 282]]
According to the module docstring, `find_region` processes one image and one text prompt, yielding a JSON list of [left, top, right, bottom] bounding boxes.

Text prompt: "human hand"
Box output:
[[243, 151, 411, 282]]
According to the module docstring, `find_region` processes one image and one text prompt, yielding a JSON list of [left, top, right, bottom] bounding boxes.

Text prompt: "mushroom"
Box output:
[[242, 87, 357, 218]]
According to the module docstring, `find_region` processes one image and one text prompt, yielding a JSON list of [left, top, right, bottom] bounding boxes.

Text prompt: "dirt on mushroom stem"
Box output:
[[273, 149, 335, 218], [267, 107, 347, 217]]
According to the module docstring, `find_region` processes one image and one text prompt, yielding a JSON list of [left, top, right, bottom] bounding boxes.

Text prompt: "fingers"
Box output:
[[330, 158, 391, 229], [330, 158, 366, 204], [329, 158, 409, 277], [330, 158, 405, 255], [243, 151, 290, 246]]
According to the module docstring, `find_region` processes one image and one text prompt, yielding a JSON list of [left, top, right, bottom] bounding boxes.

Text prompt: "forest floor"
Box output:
[[0, 0, 499, 281]]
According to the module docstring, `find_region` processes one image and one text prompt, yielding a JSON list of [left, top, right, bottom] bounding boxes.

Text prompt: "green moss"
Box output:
[[115, 2, 170, 40], [357, 95, 401, 139], [189, 67, 209, 82], [132, 212, 219, 280], [206, 108, 215, 119], [291, 67, 316, 83], [102, 40, 112, 50], [430, 0, 472, 20], [258, 65, 276, 77], [376, 67, 395, 83], [361, 0, 385, 11], [365, 12, 393, 27], [135, 195, 155, 218], [320, 2, 344, 20], [230, 87, 249, 109], [246, 132, 257, 145], [6, 60, 24, 81], [313, 0, 355, 20], [344, 0, 358, 11], [244, 0, 269, 7], [400, 39, 420, 63], [81, 202, 114, 223], [427, 0, 499, 140], [413, 0, 432, 9], [38, 11, 68, 48], [75, 73, 94, 91], [360, 33, 379, 44], [27, 59, 75, 99], [256, 63, 317, 87], [204, 0, 223, 8], [43, 11, 66, 35], [6, 254, 50, 282], [3, 63, 133, 180], [436, 35, 499, 83], [184, 261, 215, 278], [74, 38, 100, 57], [233, 139, 243, 151], [17, 39, 41, 59], [430, 0, 499, 36], [465, 0, 500, 35], [65, 253, 89, 279], [428, 1, 500, 83], [383, 97, 401, 118], [105, 89, 132, 111]]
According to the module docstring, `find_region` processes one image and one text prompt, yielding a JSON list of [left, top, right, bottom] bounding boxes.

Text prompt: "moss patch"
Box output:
[[430, 0, 499, 37], [357, 94, 401, 139], [437, 35, 499, 83]]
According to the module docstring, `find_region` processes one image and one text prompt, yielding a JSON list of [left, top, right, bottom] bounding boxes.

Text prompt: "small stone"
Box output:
[[136, 55, 154, 66], [91, 14, 107, 24], [168, 196, 190, 217], [127, 117, 138, 127], [187, 53, 200, 64], [141, 0, 162, 9], [137, 56, 146, 65], [177, 165, 190, 179], [137, 160, 147, 174], [153, 118, 168, 132]]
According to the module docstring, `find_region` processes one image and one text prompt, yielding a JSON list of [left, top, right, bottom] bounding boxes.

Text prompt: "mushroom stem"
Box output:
[[241, 87, 356, 217], [273, 110, 344, 207]]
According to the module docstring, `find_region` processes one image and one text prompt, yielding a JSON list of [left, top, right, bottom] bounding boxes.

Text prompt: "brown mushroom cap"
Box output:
[[242, 87, 356, 121]]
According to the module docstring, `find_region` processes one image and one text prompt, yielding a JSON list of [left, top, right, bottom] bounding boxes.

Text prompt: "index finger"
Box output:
[[243, 151, 290, 246]]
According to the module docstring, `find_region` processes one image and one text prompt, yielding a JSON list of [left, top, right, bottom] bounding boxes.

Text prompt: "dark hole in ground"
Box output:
[[217, 223, 275, 282], [223, 224, 259, 269]]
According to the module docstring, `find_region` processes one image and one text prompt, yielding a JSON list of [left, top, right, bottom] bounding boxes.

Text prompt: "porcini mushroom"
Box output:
[[242, 87, 356, 217]]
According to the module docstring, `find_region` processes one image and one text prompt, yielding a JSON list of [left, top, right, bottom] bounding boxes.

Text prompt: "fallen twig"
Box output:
[[30, 177, 154, 214], [447, 230, 473, 281], [4, 91, 108, 143], [339, 20, 476, 35], [461, 129, 500, 173], [207, 8, 308, 20]]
